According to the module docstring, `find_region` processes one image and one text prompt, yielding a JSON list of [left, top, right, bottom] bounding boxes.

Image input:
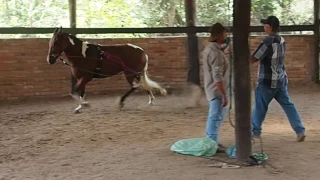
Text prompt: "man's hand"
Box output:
[[216, 81, 227, 107], [222, 95, 228, 107], [212, 72, 228, 107], [251, 55, 259, 64], [224, 44, 232, 56]]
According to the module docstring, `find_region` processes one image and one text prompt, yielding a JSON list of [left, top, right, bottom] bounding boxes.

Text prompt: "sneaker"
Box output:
[[297, 134, 306, 142], [216, 143, 226, 153]]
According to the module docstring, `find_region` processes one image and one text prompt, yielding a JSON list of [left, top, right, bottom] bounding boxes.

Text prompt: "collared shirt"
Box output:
[[202, 42, 230, 101], [253, 33, 288, 88]]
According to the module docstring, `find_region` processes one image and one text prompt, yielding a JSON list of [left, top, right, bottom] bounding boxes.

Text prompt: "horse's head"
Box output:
[[47, 27, 72, 64]]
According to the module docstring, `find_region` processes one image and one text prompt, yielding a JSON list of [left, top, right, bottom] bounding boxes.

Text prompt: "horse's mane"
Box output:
[[66, 33, 83, 44]]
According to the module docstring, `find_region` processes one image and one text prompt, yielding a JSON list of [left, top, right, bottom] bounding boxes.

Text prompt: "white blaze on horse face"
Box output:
[[47, 35, 54, 63], [127, 43, 144, 51], [68, 36, 75, 45], [46, 56, 49, 63], [82, 41, 89, 57]]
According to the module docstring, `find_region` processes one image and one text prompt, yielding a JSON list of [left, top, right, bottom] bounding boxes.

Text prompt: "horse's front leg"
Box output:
[[80, 93, 90, 107], [70, 78, 90, 113]]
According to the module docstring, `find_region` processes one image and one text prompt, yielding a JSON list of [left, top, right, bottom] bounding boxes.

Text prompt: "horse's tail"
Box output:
[[140, 54, 167, 95]]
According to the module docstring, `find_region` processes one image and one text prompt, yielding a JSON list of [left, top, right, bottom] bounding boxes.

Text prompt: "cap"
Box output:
[[260, 16, 280, 29], [209, 23, 227, 42]]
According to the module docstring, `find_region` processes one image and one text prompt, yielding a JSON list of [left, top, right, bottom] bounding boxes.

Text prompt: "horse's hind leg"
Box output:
[[147, 90, 155, 105], [116, 74, 139, 111], [117, 87, 136, 111]]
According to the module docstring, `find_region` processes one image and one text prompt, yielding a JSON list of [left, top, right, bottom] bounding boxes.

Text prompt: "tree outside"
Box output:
[[0, 0, 314, 38]]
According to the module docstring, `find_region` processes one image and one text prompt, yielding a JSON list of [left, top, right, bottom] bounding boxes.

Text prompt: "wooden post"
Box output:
[[69, 0, 76, 30], [314, 0, 320, 83], [69, 0, 77, 93], [184, 0, 200, 86], [233, 0, 252, 161]]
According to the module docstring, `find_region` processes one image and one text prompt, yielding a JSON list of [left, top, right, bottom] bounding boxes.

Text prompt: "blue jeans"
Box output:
[[206, 96, 228, 143], [252, 84, 305, 136]]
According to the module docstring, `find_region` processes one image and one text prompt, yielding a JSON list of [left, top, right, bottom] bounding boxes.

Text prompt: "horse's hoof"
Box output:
[[160, 88, 167, 96], [117, 102, 124, 111], [148, 102, 154, 106], [73, 109, 81, 114]]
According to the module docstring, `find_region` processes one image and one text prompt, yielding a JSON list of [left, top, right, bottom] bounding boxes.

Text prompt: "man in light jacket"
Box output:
[[202, 23, 230, 152]]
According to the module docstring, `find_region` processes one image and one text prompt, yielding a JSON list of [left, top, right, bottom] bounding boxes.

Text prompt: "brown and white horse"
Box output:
[[46, 27, 167, 113]]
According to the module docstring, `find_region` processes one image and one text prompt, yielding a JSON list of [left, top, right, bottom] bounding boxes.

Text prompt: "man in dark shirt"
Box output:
[[251, 16, 306, 142]]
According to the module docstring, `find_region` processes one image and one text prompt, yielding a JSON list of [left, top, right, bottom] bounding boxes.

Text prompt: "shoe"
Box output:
[[297, 134, 306, 142], [216, 143, 226, 153]]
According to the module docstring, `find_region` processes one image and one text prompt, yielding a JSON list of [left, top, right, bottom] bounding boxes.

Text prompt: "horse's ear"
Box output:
[[56, 26, 63, 35], [53, 28, 58, 34]]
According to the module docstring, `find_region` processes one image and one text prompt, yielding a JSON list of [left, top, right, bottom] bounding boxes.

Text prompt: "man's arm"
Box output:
[[251, 42, 269, 64], [209, 52, 226, 97]]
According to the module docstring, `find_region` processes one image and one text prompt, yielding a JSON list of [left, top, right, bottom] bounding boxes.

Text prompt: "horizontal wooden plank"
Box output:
[[0, 25, 315, 34]]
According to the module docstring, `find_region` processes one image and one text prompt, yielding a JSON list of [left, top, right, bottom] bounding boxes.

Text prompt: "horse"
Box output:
[[46, 27, 167, 113]]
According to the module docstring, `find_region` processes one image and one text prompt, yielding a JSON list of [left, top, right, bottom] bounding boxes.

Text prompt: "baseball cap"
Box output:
[[260, 16, 280, 29], [209, 23, 227, 42]]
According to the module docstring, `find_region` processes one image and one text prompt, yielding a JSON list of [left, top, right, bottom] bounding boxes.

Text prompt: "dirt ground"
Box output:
[[0, 86, 320, 180]]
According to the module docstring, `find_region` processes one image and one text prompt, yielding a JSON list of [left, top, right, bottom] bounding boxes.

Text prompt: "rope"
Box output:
[[248, 34, 268, 168], [222, 0, 278, 172], [226, 0, 234, 129], [102, 51, 139, 74], [245, 32, 282, 174], [57, 49, 141, 78], [58, 56, 139, 78]]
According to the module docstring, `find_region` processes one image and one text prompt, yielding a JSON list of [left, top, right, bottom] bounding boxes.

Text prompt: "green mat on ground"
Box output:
[[170, 137, 218, 157]]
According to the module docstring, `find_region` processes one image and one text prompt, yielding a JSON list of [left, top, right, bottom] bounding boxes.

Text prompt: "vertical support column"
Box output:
[[69, 0, 77, 93], [233, 0, 252, 161], [69, 0, 76, 30], [314, 0, 320, 83], [184, 0, 200, 86]]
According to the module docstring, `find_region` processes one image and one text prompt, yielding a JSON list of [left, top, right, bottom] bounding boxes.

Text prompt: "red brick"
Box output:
[[0, 35, 315, 101]]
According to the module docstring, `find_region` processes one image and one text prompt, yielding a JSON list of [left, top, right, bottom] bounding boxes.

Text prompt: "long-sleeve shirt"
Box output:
[[202, 42, 230, 101]]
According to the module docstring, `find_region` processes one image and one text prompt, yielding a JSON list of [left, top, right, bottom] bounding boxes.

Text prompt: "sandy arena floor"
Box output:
[[0, 86, 320, 180]]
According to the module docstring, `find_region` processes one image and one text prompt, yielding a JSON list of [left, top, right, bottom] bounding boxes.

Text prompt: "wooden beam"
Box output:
[[233, 0, 252, 161], [0, 25, 314, 34], [69, 0, 76, 30], [314, 0, 320, 83], [185, 0, 200, 86], [69, 0, 77, 94]]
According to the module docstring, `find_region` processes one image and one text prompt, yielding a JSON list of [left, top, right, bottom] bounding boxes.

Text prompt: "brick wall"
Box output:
[[0, 35, 315, 101]]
